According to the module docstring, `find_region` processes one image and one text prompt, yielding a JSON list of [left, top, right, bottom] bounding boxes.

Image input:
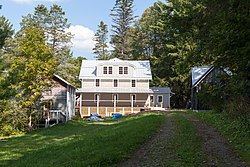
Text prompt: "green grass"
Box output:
[[189, 111, 250, 165], [162, 113, 203, 166], [0, 112, 164, 167]]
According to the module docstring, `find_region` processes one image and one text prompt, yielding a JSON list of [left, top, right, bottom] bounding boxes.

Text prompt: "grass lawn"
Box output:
[[189, 111, 250, 165], [0, 112, 164, 167]]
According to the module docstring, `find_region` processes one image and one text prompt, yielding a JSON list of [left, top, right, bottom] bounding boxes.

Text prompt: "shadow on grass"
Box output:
[[0, 113, 164, 167]]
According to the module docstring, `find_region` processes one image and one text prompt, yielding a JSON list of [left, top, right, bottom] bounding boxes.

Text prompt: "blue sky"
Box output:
[[0, 0, 158, 59]]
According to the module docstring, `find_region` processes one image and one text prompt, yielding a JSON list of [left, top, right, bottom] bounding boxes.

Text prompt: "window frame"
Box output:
[[95, 79, 100, 87], [124, 67, 128, 74], [108, 66, 113, 74], [157, 95, 163, 103], [114, 79, 118, 87], [103, 66, 107, 74], [119, 67, 123, 74], [131, 80, 136, 87]]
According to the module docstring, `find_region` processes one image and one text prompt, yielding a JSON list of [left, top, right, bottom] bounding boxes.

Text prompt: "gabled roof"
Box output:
[[53, 75, 76, 88], [191, 66, 213, 87], [79, 58, 152, 79]]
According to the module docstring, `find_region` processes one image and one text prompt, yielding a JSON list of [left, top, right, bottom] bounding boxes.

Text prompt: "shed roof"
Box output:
[[79, 58, 152, 79]]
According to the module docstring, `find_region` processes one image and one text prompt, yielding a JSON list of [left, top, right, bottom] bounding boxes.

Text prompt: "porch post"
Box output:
[[131, 95, 134, 113], [114, 94, 116, 113], [79, 94, 82, 117], [97, 94, 99, 114]]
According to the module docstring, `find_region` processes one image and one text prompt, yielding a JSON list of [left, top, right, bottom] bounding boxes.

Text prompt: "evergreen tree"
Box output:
[[0, 16, 14, 80], [20, 4, 73, 65], [110, 0, 135, 59], [93, 21, 110, 60], [0, 16, 14, 49]]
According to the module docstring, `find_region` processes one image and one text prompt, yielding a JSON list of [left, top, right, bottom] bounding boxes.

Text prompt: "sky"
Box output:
[[0, 0, 158, 60]]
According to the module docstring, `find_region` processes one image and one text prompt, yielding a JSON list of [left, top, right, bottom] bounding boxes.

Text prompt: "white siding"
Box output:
[[82, 78, 149, 91]]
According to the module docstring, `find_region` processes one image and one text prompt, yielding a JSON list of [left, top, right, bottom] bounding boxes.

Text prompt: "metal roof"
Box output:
[[150, 87, 172, 94], [191, 66, 212, 86], [79, 58, 152, 79]]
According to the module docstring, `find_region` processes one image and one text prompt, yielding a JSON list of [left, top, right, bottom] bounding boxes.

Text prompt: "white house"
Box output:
[[77, 58, 172, 117]]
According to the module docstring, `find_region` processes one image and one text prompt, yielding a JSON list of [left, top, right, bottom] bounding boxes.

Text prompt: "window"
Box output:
[[119, 67, 123, 74], [95, 79, 100, 87], [158, 96, 163, 103], [103, 67, 107, 74], [108, 66, 112, 74], [124, 67, 128, 74], [114, 79, 118, 87], [132, 80, 136, 87]]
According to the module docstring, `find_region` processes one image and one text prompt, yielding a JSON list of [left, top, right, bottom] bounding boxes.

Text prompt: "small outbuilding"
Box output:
[[191, 66, 229, 110], [42, 75, 76, 123], [149, 87, 173, 110]]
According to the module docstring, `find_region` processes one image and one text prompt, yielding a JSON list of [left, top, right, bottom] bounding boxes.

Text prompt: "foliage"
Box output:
[[0, 100, 27, 136], [19, 4, 81, 86], [93, 21, 110, 60], [0, 16, 14, 79], [190, 111, 250, 164], [5, 26, 56, 130], [0, 113, 164, 166], [20, 4, 72, 59], [126, 0, 249, 110], [0, 16, 14, 49], [110, 0, 135, 59]]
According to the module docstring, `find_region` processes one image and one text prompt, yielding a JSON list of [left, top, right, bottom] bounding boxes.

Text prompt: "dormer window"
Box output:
[[119, 67, 123, 74], [103, 67, 107, 74], [118, 66, 128, 75], [124, 67, 128, 74], [109, 67, 113, 74]]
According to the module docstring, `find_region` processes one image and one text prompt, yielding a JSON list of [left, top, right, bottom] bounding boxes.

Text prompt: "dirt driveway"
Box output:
[[118, 112, 246, 167]]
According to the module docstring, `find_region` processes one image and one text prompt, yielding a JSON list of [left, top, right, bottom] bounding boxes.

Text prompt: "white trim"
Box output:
[[94, 94, 100, 103], [95, 79, 100, 87], [119, 66, 123, 74], [131, 79, 136, 87], [157, 95, 163, 103], [112, 94, 118, 102], [131, 94, 136, 103], [113, 79, 118, 87]]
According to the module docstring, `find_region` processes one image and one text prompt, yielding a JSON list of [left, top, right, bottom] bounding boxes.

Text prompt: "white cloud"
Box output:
[[12, 0, 62, 4], [66, 25, 96, 53]]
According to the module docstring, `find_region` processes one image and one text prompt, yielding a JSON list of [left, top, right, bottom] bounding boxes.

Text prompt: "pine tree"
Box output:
[[93, 21, 110, 60], [110, 0, 135, 59], [20, 4, 73, 65]]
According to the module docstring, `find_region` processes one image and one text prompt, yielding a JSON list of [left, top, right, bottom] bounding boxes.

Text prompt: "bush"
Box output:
[[223, 96, 250, 137], [0, 100, 27, 137]]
